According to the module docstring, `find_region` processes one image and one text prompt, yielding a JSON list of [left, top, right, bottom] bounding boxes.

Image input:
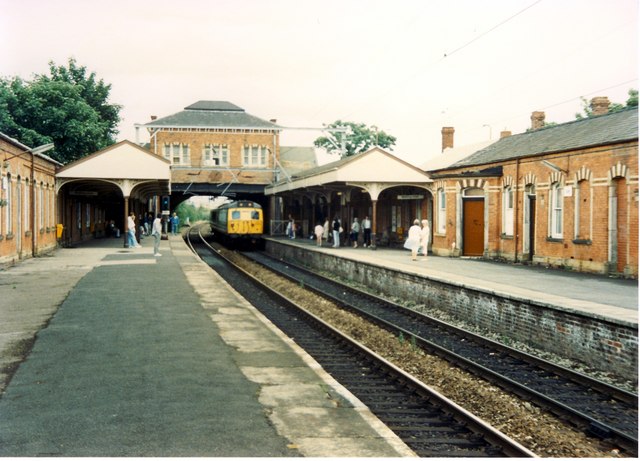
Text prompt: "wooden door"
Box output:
[[463, 199, 484, 256]]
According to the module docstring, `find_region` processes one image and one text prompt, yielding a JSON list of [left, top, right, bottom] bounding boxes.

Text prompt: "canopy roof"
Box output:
[[56, 140, 171, 198], [266, 147, 431, 200]]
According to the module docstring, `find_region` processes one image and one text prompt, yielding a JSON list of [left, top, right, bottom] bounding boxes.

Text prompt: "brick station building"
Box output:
[[136, 101, 282, 209], [426, 99, 638, 278]]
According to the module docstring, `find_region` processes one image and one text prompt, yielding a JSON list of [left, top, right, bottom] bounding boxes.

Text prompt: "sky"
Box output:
[[1, 0, 637, 166]]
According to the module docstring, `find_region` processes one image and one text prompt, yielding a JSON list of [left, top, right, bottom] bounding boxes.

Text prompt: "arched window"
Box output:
[[550, 182, 563, 238], [436, 187, 446, 234], [502, 185, 514, 236]]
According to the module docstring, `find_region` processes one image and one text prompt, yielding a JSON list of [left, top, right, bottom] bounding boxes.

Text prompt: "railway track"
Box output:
[[186, 227, 535, 457], [242, 249, 638, 456]]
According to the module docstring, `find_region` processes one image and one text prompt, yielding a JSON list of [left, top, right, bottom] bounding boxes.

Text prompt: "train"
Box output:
[[210, 200, 264, 247]]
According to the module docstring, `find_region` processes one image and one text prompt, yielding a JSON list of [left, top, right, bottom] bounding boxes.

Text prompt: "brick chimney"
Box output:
[[590, 96, 610, 116], [441, 127, 454, 152], [530, 111, 545, 130], [500, 130, 512, 139], [150, 115, 157, 121]]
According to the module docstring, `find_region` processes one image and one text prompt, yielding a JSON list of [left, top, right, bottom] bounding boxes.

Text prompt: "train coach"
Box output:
[[210, 200, 264, 247]]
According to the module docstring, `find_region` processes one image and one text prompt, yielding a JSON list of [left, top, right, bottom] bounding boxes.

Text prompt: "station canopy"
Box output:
[[265, 147, 432, 200], [56, 140, 171, 200]]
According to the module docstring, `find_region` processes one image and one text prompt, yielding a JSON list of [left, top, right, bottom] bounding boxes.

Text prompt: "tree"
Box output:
[[0, 58, 121, 164], [314, 120, 396, 158], [575, 89, 638, 120]]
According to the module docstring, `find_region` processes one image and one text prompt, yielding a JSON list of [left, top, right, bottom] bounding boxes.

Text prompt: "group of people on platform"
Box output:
[[302, 215, 430, 261], [306, 215, 373, 248], [121, 211, 182, 257]]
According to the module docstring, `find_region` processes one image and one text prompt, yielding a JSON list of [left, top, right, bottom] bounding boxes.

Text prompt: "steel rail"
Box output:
[[185, 228, 536, 457], [244, 250, 638, 456]]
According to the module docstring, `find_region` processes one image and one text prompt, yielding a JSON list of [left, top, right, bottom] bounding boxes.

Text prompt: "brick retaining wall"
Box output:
[[265, 240, 638, 382]]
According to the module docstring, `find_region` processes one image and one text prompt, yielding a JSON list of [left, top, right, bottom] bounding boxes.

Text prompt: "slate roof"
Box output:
[[279, 146, 318, 175], [435, 108, 638, 171], [144, 101, 281, 130]]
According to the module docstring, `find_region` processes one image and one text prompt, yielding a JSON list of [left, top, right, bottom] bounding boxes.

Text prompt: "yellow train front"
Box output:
[[210, 200, 263, 248]]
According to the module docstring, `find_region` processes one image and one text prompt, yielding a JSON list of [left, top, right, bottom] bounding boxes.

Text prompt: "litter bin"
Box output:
[[56, 224, 64, 238]]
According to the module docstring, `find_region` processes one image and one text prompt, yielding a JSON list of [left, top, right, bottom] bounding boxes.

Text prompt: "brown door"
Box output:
[[463, 199, 484, 256]]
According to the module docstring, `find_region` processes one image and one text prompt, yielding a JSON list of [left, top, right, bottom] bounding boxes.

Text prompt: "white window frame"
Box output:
[[203, 144, 229, 166], [243, 145, 267, 167], [5, 174, 12, 234], [502, 186, 514, 236], [24, 179, 30, 232], [550, 182, 563, 238], [437, 187, 446, 234], [164, 143, 191, 165]]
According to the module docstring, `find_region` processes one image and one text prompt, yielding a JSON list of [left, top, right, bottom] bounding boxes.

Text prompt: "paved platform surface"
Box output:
[[273, 237, 638, 326], [0, 235, 414, 457]]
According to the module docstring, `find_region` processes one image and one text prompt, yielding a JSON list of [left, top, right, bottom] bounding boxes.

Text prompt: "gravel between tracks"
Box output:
[[220, 247, 625, 458]]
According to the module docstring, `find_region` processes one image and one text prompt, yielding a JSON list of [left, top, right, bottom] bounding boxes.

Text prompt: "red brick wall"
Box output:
[[151, 129, 280, 186], [431, 141, 638, 277], [0, 138, 58, 265]]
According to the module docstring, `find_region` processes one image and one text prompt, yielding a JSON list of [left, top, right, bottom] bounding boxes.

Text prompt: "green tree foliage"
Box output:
[[575, 89, 638, 120], [314, 120, 396, 158], [0, 58, 121, 164], [176, 200, 211, 225]]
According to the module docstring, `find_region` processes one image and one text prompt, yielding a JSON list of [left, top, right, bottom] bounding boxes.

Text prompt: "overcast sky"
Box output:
[[1, 0, 637, 166]]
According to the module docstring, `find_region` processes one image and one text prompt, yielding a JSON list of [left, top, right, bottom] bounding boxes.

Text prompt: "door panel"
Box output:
[[463, 199, 484, 256]]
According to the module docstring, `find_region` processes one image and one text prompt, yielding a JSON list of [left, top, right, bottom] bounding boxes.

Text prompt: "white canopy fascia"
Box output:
[[265, 147, 432, 196]]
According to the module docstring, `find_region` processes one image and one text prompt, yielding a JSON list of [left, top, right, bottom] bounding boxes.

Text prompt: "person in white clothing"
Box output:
[[152, 213, 163, 256], [362, 216, 372, 247], [127, 212, 141, 248], [420, 219, 430, 260], [404, 219, 421, 261]]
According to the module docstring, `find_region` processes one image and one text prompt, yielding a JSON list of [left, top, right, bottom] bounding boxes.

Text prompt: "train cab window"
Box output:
[[251, 211, 259, 220], [232, 211, 241, 219]]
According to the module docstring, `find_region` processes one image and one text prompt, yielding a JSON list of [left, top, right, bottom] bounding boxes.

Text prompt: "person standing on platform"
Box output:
[[350, 217, 360, 248], [170, 212, 180, 235], [332, 216, 341, 248], [404, 219, 421, 261], [323, 217, 330, 243], [314, 223, 324, 247], [152, 213, 163, 257], [362, 216, 372, 247], [420, 219, 430, 260], [286, 215, 296, 239], [127, 212, 141, 248]]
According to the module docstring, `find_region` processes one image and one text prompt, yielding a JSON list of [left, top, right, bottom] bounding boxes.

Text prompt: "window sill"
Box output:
[[546, 237, 563, 243], [500, 233, 514, 240]]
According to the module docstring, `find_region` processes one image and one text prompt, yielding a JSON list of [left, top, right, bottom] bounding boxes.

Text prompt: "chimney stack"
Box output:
[[441, 127, 454, 152], [530, 111, 545, 130], [500, 130, 512, 139], [590, 96, 610, 116], [150, 115, 157, 121]]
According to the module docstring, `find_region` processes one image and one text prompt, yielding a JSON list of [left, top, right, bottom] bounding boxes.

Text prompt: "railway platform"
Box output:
[[270, 237, 638, 323], [0, 235, 414, 457]]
